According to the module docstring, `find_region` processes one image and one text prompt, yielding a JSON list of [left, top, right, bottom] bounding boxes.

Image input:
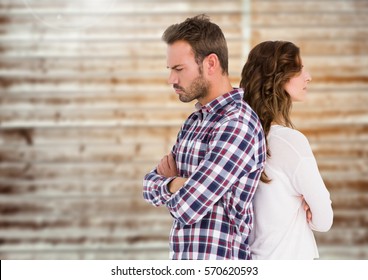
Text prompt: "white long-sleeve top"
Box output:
[[249, 125, 333, 259]]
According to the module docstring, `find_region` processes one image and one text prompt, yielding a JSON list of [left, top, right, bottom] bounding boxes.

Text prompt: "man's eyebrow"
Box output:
[[167, 64, 183, 70]]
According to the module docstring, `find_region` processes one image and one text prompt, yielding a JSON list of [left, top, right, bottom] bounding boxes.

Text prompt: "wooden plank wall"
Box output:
[[0, 0, 367, 259]]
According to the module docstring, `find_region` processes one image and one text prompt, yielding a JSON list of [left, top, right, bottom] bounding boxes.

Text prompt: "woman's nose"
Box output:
[[305, 69, 312, 82]]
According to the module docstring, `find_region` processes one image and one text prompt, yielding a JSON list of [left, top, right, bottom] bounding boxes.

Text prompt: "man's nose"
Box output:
[[167, 71, 178, 84]]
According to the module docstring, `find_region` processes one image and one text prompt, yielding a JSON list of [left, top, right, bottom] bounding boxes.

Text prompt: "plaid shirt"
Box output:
[[143, 88, 266, 259]]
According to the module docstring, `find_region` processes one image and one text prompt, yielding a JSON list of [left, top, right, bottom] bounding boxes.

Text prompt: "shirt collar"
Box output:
[[195, 88, 244, 114]]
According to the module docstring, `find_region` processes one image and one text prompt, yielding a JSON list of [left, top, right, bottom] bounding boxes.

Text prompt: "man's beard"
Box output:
[[175, 74, 210, 103]]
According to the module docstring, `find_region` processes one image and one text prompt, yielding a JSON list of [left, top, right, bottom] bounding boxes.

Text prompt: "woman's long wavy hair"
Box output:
[[240, 41, 302, 183]]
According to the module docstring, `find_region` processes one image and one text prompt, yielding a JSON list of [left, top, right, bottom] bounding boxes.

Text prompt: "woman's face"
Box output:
[[284, 64, 312, 102]]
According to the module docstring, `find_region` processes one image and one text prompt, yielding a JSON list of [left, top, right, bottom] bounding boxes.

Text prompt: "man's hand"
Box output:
[[168, 177, 187, 194], [156, 153, 187, 194], [157, 153, 178, 177], [301, 196, 312, 223]]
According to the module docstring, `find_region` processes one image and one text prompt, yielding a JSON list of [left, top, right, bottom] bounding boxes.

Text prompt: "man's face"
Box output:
[[166, 40, 209, 104]]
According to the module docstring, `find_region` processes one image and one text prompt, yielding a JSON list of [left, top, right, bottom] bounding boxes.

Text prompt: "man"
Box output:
[[143, 14, 266, 260]]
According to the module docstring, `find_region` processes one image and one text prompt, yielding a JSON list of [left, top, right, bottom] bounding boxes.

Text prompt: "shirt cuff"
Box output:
[[161, 176, 176, 199]]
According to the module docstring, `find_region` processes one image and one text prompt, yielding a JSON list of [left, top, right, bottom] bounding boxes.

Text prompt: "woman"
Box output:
[[240, 41, 333, 259]]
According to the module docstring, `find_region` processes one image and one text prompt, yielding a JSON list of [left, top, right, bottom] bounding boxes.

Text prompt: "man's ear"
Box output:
[[204, 53, 220, 75]]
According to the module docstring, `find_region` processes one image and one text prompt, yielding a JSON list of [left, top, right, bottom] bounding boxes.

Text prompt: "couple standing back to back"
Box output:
[[143, 14, 333, 260]]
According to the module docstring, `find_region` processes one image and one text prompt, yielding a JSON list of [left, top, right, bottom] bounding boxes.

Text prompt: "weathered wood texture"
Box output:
[[0, 0, 367, 259]]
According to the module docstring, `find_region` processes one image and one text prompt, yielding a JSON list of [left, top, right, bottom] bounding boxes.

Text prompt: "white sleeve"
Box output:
[[290, 133, 333, 232]]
